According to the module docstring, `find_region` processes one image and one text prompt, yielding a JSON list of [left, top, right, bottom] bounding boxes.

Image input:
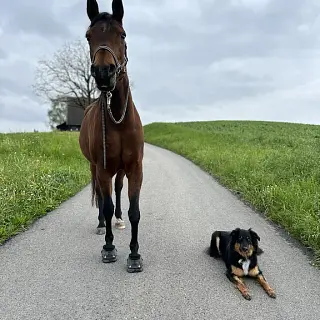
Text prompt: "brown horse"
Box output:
[[79, 0, 144, 273]]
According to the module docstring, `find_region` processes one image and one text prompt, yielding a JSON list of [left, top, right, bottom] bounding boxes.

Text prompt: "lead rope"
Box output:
[[101, 96, 107, 169], [100, 80, 130, 169]]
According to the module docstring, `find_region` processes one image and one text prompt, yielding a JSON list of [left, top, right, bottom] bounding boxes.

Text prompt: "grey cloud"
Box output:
[[0, 48, 6, 60], [0, 58, 38, 97], [1, 0, 320, 132], [0, 77, 32, 97], [125, 0, 320, 116], [2, 2, 72, 38], [0, 94, 46, 123], [133, 68, 275, 114]]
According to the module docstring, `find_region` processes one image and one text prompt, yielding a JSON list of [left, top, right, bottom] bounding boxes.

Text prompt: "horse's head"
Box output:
[[86, 0, 128, 92]]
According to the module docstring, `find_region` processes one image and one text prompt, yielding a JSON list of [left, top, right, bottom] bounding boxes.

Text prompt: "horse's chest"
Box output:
[[87, 130, 120, 162]]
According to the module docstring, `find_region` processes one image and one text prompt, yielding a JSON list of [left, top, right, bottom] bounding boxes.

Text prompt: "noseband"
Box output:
[[91, 44, 128, 78]]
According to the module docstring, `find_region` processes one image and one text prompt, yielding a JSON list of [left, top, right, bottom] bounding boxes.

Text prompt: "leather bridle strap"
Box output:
[[91, 44, 128, 75]]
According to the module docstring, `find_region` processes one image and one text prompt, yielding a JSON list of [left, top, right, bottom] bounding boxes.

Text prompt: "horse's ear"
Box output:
[[87, 0, 99, 21], [112, 0, 124, 23]]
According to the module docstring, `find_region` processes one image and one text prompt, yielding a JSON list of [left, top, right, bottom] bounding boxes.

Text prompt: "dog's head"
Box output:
[[230, 228, 260, 258]]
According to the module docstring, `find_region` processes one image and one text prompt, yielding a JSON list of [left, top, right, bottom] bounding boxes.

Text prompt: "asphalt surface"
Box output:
[[1, 143, 320, 320]]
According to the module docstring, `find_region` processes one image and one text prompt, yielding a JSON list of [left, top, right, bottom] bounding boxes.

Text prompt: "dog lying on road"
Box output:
[[209, 227, 276, 300]]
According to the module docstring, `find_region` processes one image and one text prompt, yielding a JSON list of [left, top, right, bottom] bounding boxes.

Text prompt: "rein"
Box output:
[[92, 44, 130, 169]]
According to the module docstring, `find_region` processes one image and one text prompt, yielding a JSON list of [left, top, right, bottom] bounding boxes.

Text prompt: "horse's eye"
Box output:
[[121, 32, 126, 39]]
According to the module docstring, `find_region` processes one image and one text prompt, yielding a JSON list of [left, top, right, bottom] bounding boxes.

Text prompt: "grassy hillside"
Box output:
[[144, 120, 320, 265], [0, 131, 90, 244]]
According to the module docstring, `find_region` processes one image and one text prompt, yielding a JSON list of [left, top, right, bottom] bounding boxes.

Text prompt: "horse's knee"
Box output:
[[128, 194, 140, 222]]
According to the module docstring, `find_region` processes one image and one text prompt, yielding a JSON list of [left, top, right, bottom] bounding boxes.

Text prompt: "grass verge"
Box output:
[[144, 120, 320, 266], [0, 131, 90, 244]]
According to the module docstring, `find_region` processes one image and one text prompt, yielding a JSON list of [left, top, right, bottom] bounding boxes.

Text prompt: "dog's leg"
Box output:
[[226, 270, 251, 300], [256, 247, 264, 255], [248, 266, 276, 298], [256, 272, 276, 298]]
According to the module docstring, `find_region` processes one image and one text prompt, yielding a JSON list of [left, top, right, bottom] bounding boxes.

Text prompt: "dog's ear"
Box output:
[[230, 228, 240, 239], [249, 228, 261, 250], [249, 228, 260, 242]]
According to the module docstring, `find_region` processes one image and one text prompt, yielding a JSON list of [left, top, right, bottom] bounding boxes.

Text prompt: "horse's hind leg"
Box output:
[[91, 164, 105, 235], [114, 169, 125, 230], [126, 163, 143, 273], [96, 194, 106, 235]]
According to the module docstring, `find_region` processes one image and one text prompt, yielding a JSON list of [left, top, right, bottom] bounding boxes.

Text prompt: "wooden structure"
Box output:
[[56, 104, 85, 131]]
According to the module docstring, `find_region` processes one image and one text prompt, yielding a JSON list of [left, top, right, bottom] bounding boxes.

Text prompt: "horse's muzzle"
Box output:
[[91, 64, 117, 91]]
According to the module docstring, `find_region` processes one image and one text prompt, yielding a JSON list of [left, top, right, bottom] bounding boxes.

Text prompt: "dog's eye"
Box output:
[[238, 236, 242, 240], [247, 237, 250, 240]]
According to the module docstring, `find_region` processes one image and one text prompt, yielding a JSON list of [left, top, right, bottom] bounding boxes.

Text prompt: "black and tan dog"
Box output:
[[209, 227, 276, 300]]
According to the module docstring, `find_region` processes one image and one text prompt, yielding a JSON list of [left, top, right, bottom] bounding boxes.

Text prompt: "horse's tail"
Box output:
[[91, 175, 99, 208]]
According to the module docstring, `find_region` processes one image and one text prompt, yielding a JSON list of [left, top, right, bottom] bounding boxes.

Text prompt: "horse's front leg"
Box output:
[[114, 169, 125, 230], [126, 163, 143, 273], [97, 173, 117, 263]]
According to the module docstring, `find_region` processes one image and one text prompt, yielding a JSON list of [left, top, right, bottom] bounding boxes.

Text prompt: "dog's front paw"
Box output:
[[267, 289, 276, 299], [242, 292, 252, 300]]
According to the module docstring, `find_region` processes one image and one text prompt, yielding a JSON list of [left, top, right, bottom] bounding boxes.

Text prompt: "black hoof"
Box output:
[[101, 248, 117, 263], [96, 227, 105, 235], [127, 256, 143, 273]]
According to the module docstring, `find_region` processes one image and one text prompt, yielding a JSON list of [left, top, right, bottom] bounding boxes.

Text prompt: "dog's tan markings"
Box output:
[[248, 266, 260, 277], [247, 245, 254, 257], [233, 275, 251, 300], [257, 274, 276, 298], [234, 243, 241, 253], [234, 243, 254, 258], [231, 265, 244, 277]]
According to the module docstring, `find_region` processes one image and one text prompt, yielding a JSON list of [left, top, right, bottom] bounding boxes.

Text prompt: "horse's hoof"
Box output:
[[114, 218, 125, 230], [96, 227, 105, 235], [101, 248, 117, 263], [127, 256, 143, 273]]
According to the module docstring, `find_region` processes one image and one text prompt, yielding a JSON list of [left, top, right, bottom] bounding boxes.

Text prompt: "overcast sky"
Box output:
[[1, 0, 320, 132]]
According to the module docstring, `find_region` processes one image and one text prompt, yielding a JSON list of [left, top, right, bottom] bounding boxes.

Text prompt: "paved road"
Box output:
[[1, 144, 320, 320]]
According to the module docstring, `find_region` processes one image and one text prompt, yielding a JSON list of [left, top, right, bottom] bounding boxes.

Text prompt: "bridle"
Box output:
[[91, 44, 128, 76]]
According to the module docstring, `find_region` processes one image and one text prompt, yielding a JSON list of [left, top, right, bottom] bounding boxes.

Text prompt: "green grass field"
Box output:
[[1, 121, 319, 265], [0, 132, 90, 244], [144, 120, 320, 265]]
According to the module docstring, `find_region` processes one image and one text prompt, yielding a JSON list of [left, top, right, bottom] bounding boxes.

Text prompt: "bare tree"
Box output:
[[33, 39, 99, 109], [33, 38, 135, 129]]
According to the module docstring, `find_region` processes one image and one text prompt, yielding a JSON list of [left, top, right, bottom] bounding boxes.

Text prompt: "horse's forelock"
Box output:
[[89, 12, 112, 28]]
